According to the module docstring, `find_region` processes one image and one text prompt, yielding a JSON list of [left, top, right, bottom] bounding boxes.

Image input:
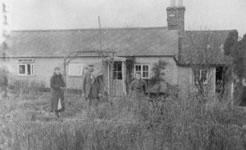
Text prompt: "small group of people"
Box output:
[[50, 65, 147, 117], [50, 65, 104, 117]]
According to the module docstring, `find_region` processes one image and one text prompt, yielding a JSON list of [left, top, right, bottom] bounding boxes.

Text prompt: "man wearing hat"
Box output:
[[50, 67, 65, 117], [82, 64, 103, 111]]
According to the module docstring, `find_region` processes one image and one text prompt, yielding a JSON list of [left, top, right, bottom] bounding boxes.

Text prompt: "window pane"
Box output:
[[31, 64, 34, 75], [113, 62, 122, 80], [113, 63, 116, 71], [118, 72, 122, 80], [19, 65, 25, 74], [193, 69, 200, 83], [117, 63, 122, 71], [113, 63, 119, 71], [27, 64, 31, 75], [113, 71, 122, 80], [143, 72, 149, 78], [135, 65, 141, 71], [201, 70, 207, 82], [116, 63, 119, 71], [114, 62, 122, 71], [193, 69, 208, 84], [143, 65, 148, 71]]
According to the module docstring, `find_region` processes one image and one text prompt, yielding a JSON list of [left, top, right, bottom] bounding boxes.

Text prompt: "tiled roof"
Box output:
[[2, 27, 179, 58], [179, 30, 234, 65]]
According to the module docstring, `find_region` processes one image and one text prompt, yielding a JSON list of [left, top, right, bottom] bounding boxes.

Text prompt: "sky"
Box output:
[[4, 0, 246, 36]]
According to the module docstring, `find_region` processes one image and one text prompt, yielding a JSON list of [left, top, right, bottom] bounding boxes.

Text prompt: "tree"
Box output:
[[150, 60, 167, 85], [224, 30, 239, 56], [147, 60, 168, 96], [232, 34, 246, 78], [223, 33, 246, 105]]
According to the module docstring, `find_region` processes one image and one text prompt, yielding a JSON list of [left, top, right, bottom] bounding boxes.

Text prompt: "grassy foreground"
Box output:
[[1, 91, 246, 150]]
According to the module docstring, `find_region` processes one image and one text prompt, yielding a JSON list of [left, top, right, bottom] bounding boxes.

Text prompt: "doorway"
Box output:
[[216, 66, 225, 95], [112, 61, 126, 96]]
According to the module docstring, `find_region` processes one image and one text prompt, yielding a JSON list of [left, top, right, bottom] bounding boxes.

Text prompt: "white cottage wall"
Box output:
[[134, 57, 178, 85], [0, 57, 105, 89]]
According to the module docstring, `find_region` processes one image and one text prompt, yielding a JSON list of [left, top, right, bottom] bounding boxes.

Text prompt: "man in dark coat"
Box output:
[[50, 67, 65, 117], [82, 65, 103, 111]]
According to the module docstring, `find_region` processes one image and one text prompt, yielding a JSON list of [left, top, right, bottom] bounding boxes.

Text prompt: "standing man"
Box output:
[[82, 65, 102, 111], [50, 67, 65, 117]]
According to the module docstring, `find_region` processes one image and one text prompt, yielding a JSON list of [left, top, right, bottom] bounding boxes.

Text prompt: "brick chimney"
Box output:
[[166, 0, 186, 31]]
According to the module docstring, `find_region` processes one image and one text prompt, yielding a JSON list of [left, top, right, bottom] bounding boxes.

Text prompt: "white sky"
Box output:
[[5, 0, 246, 36]]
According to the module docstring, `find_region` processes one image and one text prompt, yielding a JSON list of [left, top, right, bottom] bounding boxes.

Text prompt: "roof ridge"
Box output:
[[12, 26, 168, 32]]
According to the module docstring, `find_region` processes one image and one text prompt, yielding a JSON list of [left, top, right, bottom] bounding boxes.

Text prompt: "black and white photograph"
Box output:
[[0, 0, 246, 149]]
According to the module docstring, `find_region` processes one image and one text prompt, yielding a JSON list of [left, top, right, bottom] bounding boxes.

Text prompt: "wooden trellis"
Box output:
[[63, 49, 116, 96]]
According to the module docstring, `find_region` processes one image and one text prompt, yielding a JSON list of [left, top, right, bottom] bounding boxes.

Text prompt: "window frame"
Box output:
[[134, 64, 150, 79], [193, 69, 209, 85], [113, 62, 123, 80], [18, 63, 34, 76], [68, 63, 84, 77]]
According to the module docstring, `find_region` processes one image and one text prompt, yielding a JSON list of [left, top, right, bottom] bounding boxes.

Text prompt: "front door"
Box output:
[[216, 66, 225, 95], [112, 61, 126, 96]]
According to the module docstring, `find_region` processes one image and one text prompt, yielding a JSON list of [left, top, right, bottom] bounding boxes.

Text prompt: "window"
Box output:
[[134, 64, 150, 79], [18, 64, 33, 76], [113, 62, 122, 80], [68, 63, 84, 76], [18, 58, 34, 76], [193, 69, 208, 84]]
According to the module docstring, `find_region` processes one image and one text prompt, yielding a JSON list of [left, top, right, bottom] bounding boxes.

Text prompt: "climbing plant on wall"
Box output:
[[149, 60, 167, 86]]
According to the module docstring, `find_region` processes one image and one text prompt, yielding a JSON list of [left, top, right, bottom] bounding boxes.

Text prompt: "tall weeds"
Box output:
[[1, 90, 246, 150]]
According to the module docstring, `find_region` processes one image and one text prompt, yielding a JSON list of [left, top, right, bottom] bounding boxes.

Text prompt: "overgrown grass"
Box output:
[[1, 90, 246, 150]]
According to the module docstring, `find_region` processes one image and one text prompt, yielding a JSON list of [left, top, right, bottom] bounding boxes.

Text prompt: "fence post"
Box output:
[[64, 56, 67, 96]]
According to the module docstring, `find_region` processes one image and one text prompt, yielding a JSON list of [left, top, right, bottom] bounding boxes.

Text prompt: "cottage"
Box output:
[[179, 30, 233, 96], [0, 28, 179, 96], [0, 0, 234, 97]]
